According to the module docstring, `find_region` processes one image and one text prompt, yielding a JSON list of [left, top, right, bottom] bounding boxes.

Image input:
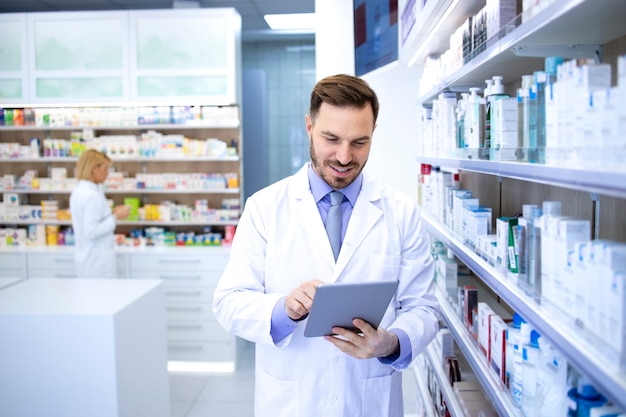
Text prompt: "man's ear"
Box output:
[[305, 114, 314, 140]]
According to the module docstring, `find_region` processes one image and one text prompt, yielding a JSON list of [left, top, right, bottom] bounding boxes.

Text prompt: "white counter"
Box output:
[[0, 278, 170, 417]]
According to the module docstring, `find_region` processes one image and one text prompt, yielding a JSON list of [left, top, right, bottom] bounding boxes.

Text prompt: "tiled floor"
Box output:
[[168, 343, 420, 417]]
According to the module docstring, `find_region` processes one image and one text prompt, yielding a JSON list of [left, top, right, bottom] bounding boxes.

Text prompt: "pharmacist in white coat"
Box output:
[[213, 74, 439, 417], [69, 149, 129, 278]]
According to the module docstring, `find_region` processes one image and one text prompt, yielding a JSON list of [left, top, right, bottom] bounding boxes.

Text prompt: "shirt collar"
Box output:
[[308, 163, 362, 207]]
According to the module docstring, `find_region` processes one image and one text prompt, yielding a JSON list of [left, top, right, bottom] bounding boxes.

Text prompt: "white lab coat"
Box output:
[[69, 180, 117, 278], [213, 163, 439, 417]]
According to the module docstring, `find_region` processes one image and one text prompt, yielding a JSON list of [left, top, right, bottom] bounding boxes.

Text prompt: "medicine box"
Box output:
[[490, 315, 508, 383], [477, 302, 495, 361], [464, 286, 479, 334]]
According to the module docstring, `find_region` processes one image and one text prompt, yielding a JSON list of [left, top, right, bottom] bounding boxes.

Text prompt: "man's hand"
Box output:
[[284, 279, 326, 321], [324, 318, 399, 359]]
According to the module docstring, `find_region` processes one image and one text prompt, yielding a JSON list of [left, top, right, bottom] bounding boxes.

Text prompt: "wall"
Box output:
[[315, 0, 354, 79], [242, 40, 316, 185], [314, 0, 423, 200]]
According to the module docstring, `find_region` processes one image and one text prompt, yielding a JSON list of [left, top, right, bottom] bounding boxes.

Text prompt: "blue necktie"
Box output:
[[325, 191, 344, 261]]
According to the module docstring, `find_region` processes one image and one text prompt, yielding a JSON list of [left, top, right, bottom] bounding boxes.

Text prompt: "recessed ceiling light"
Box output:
[[264, 13, 316, 30]]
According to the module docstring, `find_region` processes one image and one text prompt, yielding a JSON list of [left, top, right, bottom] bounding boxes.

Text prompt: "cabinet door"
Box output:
[[0, 14, 28, 104], [129, 9, 240, 105], [27, 251, 77, 278], [0, 252, 27, 279], [27, 11, 130, 103]]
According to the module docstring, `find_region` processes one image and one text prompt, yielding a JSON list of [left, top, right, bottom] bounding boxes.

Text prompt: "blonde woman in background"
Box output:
[[70, 149, 130, 278]]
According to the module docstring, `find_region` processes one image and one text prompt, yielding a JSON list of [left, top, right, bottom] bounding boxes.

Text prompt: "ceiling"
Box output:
[[0, 0, 316, 41]]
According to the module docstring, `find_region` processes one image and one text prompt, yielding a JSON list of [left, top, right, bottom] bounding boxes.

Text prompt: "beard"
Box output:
[[309, 140, 366, 189]]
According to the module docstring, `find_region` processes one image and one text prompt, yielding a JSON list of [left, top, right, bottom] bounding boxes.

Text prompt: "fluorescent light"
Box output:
[[264, 13, 316, 30]]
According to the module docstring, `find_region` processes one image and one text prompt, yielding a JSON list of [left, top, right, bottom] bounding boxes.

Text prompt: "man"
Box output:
[[213, 74, 438, 417]]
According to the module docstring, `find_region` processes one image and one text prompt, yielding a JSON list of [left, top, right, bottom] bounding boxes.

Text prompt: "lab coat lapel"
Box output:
[[289, 166, 336, 264], [334, 174, 382, 275]]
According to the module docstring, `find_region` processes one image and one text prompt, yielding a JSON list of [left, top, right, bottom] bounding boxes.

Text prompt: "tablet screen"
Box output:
[[303, 280, 399, 337]]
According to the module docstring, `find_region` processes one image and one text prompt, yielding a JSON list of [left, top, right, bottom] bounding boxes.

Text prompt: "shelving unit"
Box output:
[[0, 105, 242, 239], [408, 0, 626, 413], [412, 359, 437, 417], [3, 189, 240, 195], [413, 0, 626, 105], [417, 157, 626, 199], [423, 342, 467, 417], [421, 210, 626, 410]]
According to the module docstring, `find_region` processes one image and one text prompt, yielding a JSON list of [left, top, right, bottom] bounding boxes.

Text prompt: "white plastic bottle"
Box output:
[[509, 315, 528, 408], [524, 206, 543, 298], [522, 329, 541, 416], [517, 74, 535, 161], [536, 336, 569, 417], [486, 76, 510, 160], [514, 204, 538, 287], [465, 87, 484, 159]]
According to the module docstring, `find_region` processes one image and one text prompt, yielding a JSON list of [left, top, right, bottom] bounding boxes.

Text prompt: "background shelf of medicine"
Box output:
[[2, 220, 238, 227], [420, 210, 626, 409], [0, 122, 240, 131], [3, 189, 240, 195], [434, 288, 522, 417], [0, 156, 239, 163]]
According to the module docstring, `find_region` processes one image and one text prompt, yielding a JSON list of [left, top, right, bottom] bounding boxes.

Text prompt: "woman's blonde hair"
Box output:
[[75, 149, 111, 181]]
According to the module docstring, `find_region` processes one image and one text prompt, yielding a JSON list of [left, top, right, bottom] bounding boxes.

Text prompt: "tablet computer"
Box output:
[[303, 280, 399, 337]]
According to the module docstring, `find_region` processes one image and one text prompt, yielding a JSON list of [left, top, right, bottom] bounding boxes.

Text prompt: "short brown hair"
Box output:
[[75, 149, 111, 181], [309, 74, 379, 124]]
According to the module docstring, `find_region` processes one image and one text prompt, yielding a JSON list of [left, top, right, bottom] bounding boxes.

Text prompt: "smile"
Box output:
[[330, 165, 351, 174]]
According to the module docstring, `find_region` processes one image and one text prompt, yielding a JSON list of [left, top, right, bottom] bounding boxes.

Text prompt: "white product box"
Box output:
[[50, 167, 68, 180], [598, 245, 626, 354], [486, 0, 517, 40], [467, 207, 493, 249], [496, 217, 517, 274], [573, 241, 591, 329], [587, 241, 620, 334], [436, 328, 455, 367], [490, 315, 508, 383], [608, 270, 626, 360], [444, 185, 460, 229], [477, 302, 496, 361], [492, 97, 518, 161], [553, 219, 590, 318], [3, 192, 19, 208], [476, 234, 497, 265], [435, 255, 458, 302], [452, 190, 473, 236], [461, 198, 480, 243], [541, 216, 571, 308]]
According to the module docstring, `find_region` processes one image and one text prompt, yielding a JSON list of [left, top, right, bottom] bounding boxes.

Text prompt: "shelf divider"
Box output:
[[417, 156, 626, 199]]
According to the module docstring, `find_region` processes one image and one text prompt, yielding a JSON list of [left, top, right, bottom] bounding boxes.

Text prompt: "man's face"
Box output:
[[306, 102, 375, 189]]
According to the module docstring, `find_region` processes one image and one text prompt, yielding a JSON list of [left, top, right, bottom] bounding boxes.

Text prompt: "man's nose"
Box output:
[[335, 143, 352, 165]]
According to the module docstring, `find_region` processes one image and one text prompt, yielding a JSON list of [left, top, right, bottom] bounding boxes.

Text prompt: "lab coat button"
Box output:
[[329, 394, 337, 402], [331, 356, 338, 364]]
